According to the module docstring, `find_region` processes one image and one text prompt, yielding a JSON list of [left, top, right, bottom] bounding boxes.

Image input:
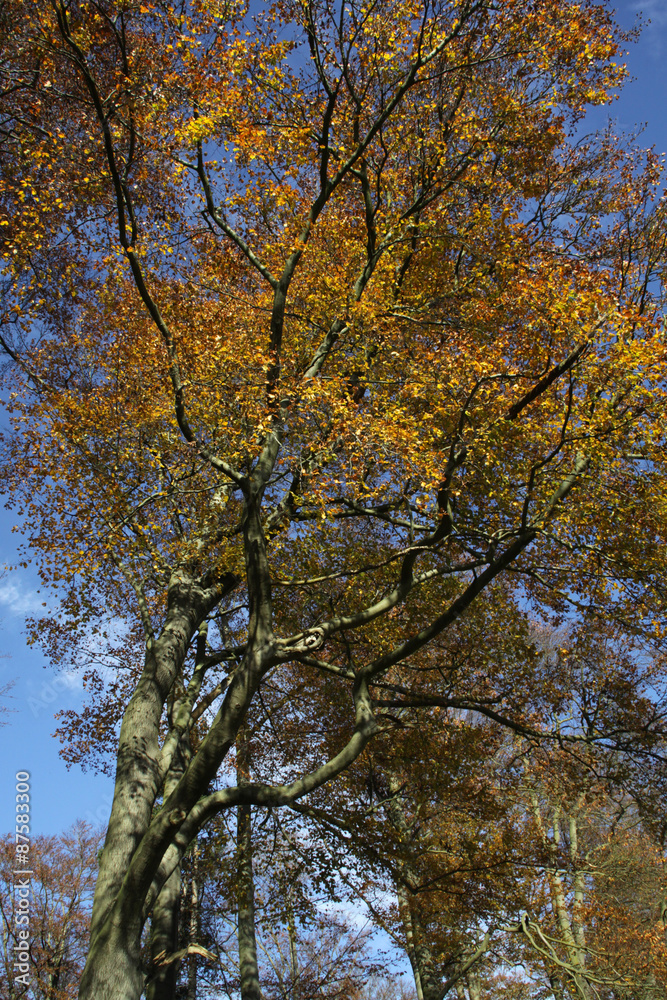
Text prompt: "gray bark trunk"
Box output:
[[78, 575, 229, 1000], [237, 802, 262, 1000], [146, 866, 181, 1000], [396, 879, 425, 1000], [77, 915, 145, 1000], [383, 778, 490, 1000], [146, 749, 188, 1000], [383, 779, 441, 1000], [186, 847, 200, 1000], [287, 897, 299, 989], [236, 721, 262, 1000]]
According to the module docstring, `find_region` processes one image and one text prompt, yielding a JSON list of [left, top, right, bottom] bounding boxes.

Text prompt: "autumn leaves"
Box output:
[[1, 2, 667, 998]]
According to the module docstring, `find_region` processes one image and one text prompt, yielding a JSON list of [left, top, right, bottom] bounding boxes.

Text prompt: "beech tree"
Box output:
[[1, 2, 667, 999], [511, 792, 667, 1000]]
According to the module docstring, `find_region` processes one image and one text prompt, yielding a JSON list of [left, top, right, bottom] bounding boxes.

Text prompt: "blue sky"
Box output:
[[0, 552, 115, 834], [608, 2, 667, 147], [1, 1, 666, 838]]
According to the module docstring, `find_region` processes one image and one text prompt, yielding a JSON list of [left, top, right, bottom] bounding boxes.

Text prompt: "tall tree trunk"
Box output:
[[79, 604, 200, 1000], [383, 777, 441, 1000], [186, 846, 200, 1000], [78, 576, 233, 1000], [78, 915, 145, 1000], [146, 749, 188, 1000], [237, 725, 262, 1000], [287, 894, 299, 991], [396, 880, 425, 1000], [237, 802, 261, 1000], [146, 865, 181, 1000]]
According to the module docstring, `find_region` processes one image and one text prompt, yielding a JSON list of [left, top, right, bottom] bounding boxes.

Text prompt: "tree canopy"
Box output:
[[1, 2, 667, 999]]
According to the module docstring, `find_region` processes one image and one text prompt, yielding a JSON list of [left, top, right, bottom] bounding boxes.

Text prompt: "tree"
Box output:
[[588, 830, 667, 1000], [494, 773, 667, 1000], [275, 622, 667, 1000], [1, 2, 667, 999], [0, 823, 101, 1000]]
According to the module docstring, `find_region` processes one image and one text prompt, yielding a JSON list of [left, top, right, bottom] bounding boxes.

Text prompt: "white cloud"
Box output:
[[631, 0, 667, 26], [26, 667, 86, 718], [628, 1, 667, 57], [0, 581, 47, 616]]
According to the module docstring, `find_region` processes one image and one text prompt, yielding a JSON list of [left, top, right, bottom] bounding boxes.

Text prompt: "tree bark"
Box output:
[[383, 777, 490, 1000], [237, 802, 261, 1000], [78, 575, 228, 1000], [77, 915, 145, 1000], [383, 778, 442, 1000], [146, 744, 189, 1000], [236, 719, 262, 1000], [396, 880, 426, 1000], [146, 865, 181, 1000], [186, 845, 200, 1000], [287, 895, 299, 991]]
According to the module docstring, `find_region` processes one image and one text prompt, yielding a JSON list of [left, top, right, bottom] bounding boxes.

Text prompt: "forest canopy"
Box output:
[[1, 1, 667, 999]]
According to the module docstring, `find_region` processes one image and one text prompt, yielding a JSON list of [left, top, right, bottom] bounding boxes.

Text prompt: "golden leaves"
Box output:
[[0, 0, 665, 646]]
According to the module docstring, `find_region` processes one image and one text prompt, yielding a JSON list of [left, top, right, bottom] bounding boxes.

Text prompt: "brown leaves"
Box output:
[[0, 822, 102, 1000]]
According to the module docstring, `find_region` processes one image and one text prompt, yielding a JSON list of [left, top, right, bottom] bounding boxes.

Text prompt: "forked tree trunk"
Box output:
[[78, 579, 227, 1000]]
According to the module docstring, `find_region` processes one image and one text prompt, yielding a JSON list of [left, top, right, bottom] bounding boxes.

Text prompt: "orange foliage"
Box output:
[[0, 2, 666, 999], [0, 823, 101, 1000]]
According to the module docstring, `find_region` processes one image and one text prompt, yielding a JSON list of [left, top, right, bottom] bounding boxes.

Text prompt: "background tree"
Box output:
[[285, 622, 667, 1000], [0, 823, 101, 1000]]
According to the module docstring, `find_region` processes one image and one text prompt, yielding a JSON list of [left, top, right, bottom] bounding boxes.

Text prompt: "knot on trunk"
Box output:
[[168, 808, 187, 827], [279, 627, 325, 655]]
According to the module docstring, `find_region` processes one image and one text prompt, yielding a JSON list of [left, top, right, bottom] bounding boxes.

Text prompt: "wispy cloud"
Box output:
[[631, 0, 667, 25], [0, 581, 47, 616], [628, 1, 667, 56], [26, 667, 86, 718]]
